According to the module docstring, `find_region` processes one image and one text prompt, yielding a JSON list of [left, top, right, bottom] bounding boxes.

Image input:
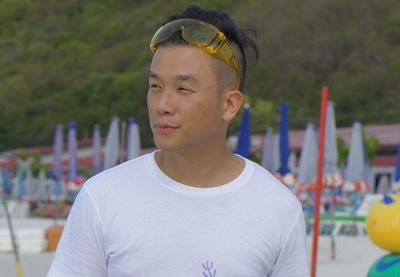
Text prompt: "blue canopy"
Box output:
[[395, 143, 400, 182], [278, 103, 290, 175], [235, 104, 251, 158]]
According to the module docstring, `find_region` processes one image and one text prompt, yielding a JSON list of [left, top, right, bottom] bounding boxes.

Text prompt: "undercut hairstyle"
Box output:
[[156, 5, 258, 92]]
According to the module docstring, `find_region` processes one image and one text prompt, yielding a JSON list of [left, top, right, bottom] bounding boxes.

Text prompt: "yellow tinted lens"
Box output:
[[182, 23, 218, 46], [217, 42, 240, 88], [150, 23, 181, 52]]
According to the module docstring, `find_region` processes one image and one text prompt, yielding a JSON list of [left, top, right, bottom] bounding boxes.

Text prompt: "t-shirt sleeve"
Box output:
[[270, 208, 309, 277], [47, 186, 107, 277]]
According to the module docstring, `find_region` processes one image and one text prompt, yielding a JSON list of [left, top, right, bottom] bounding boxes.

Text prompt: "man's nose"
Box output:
[[156, 90, 176, 115]]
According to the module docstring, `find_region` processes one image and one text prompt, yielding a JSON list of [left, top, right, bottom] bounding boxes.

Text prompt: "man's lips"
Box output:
[[154, 123, 178, 134]]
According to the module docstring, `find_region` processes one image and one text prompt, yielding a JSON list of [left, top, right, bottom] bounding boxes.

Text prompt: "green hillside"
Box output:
[[1, 0, 399, 151]]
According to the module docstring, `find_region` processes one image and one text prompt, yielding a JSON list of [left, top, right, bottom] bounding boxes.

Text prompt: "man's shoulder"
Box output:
[[251, 161, 298, 197], [83, 153, 151, 193], [248, 160, 302, 214]]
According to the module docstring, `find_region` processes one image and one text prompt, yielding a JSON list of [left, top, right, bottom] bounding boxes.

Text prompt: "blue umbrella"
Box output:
[[68, 122, 78, 181], [125, 118, 141, 161], [395, 143, 400, 183], [104, 117, 120, 170], [278, 103, 290, 176], [393, 143, 400, 192], [1, 167, 13, 197], [52, 124, 63, 199], [235, 104, 251, 158], [92, 124, 102, 176]]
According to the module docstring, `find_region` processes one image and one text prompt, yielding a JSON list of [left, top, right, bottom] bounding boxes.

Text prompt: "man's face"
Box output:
[[147, 46, 227, 151]]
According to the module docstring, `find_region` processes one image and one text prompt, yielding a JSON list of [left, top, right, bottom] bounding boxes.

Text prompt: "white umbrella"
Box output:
[[261, 127, 275, 172], [125, 118, 141, 161], [68, 122, 78, 182], [344, 121, 369, 192], [297, 123, 318, 190], [51, 124, 64, 200], [272, 133, 281, 172], [36, 168, 49, 203], [323, 102, 343, 188], [103, 117, 120, 170], [92, 124, 102, 176]]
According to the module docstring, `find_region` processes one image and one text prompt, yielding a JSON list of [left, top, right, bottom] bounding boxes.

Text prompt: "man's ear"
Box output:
[[222, 90, 243, 122]]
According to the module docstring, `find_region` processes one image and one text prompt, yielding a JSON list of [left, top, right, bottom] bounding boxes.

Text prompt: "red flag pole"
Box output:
[[311, 86, 329, 277]]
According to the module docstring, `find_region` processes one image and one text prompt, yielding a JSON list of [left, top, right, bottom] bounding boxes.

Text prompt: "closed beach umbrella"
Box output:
[[104, 117, 120, 170], [68, 122, 78, 182], [92, 124, 102, 176], [126, 118, 141, 161], [1, 167, 13, 197], [344, 121, 369, 192], [235, 104, 251, 158], [297, 123, 318, 189], [323, 102, 343, 188], [393, 143, 400, 192], [277, 103, 295, 186], [16, 161, 27, 199], [278, 103, 290, 176], [52, 124, 63, 199], [261, 127, 275, 172]]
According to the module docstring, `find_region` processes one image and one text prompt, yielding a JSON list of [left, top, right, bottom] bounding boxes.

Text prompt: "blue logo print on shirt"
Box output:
[[202, 261, 216, 277]]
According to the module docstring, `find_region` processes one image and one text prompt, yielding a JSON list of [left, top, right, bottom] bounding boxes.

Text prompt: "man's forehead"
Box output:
[[151, 45, 214, 68]]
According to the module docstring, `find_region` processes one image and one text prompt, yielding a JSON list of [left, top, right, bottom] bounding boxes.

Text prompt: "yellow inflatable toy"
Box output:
[[366, 194, 400, 253]]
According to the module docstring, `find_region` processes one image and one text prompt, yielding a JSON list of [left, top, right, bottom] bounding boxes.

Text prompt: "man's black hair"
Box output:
[[159, 5, 258, 92]]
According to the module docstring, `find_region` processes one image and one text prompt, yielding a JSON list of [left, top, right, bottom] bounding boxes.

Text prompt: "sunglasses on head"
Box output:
[[150, 18, 240, 90]]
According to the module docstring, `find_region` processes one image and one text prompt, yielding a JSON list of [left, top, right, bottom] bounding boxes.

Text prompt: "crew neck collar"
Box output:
[[145, 151, 254, 196]]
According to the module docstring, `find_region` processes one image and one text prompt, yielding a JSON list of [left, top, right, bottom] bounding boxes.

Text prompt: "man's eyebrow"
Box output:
[[176, 74, 200, 84], [149, 71, 160, 79], [149, 72, 201, 84]]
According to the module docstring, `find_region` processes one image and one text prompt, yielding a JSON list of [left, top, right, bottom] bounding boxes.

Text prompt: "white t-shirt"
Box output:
[[48, 152, 309, 277]]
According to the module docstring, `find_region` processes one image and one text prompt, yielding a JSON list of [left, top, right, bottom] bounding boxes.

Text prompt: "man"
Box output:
[[48, 5, 309, 277]]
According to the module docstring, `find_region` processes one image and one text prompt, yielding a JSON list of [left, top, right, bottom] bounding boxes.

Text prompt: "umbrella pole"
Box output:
[[1, 194, 24, 277], [310, 87, 329, 277]]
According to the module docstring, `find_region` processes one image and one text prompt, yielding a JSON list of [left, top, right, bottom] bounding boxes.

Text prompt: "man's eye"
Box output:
[[150, 84, 162, 90], [178, 87, 194, 93]]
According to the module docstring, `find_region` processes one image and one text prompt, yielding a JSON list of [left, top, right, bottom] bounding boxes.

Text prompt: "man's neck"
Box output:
[[155, 146, 244, 188]]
